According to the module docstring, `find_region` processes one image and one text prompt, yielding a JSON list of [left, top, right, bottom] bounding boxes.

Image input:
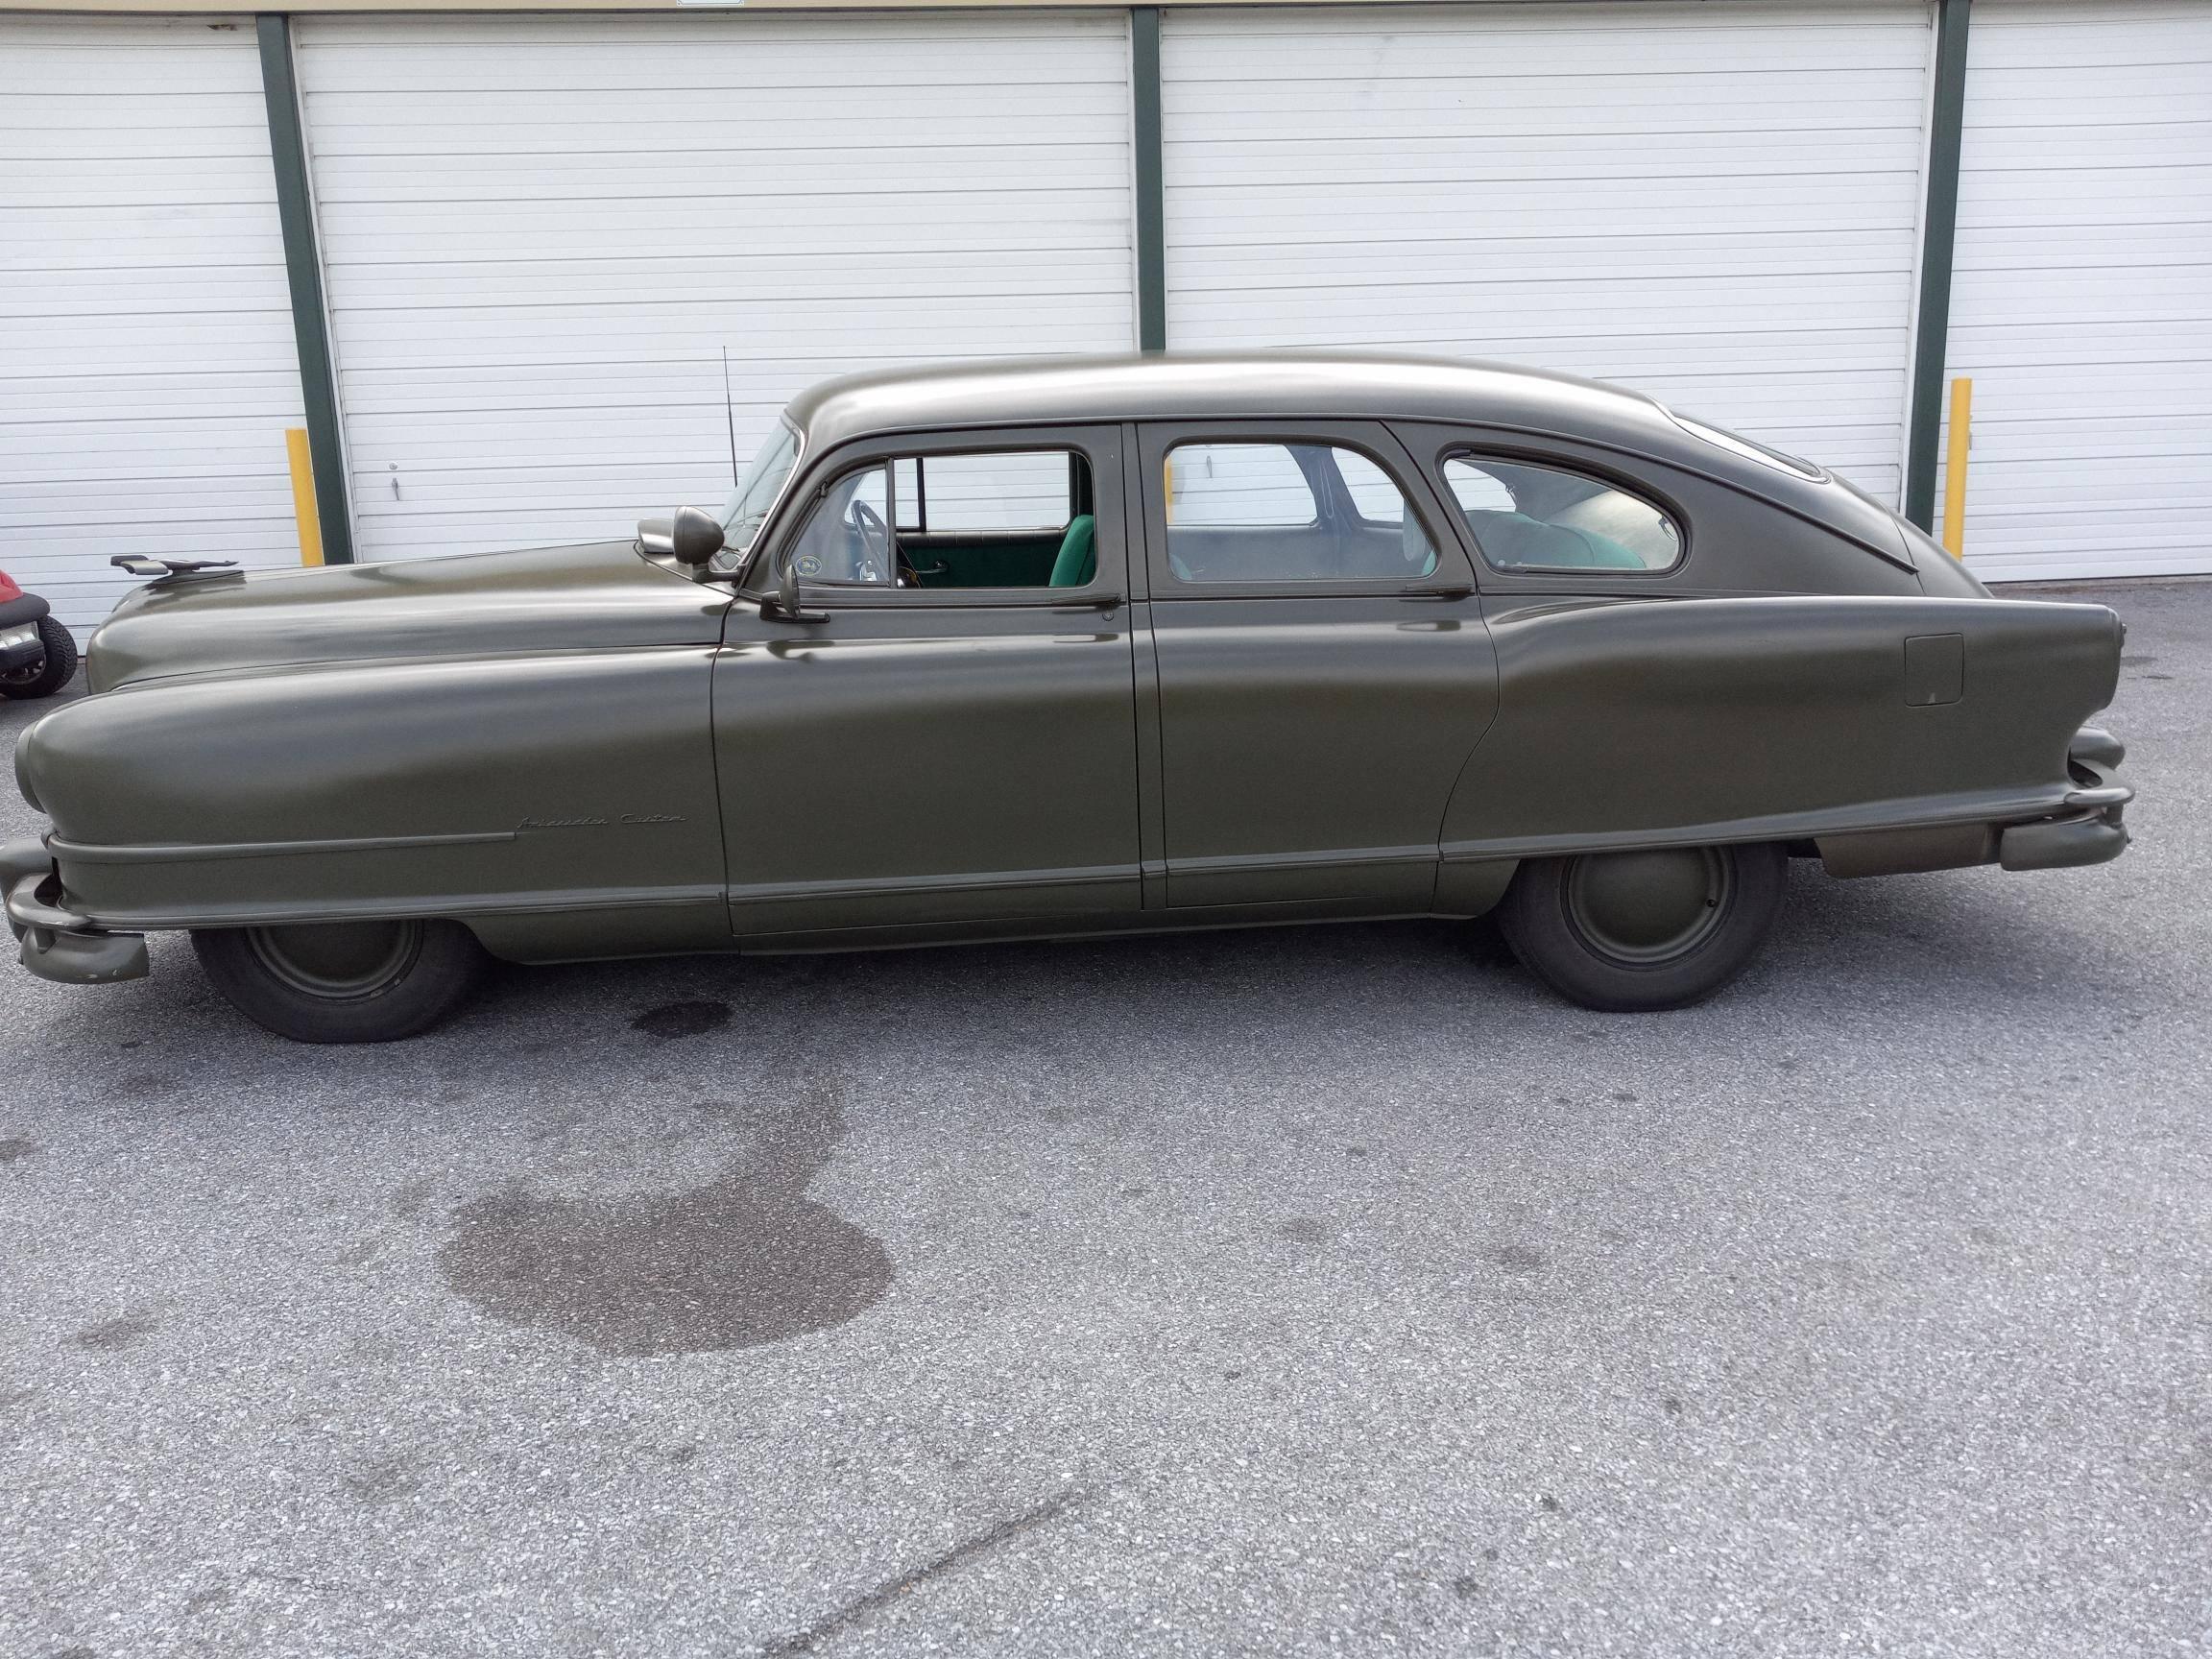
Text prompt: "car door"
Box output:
[[712, 425, 1140, 941], [1137, 421, 1499, 910]]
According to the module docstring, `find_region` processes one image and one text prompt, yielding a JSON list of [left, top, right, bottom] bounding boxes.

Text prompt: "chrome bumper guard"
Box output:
[[2, 838, 149, 985], [1998, 727, 2133, 873]]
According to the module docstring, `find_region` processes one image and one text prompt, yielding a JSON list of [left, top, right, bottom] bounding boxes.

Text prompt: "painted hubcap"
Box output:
[[247, 920, 421, 998], [1564, 848, 1731, 965]]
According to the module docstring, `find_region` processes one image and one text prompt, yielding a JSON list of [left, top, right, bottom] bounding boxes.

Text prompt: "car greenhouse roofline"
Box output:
[[785, 349, 1923, 572], [788, 350, 1679, 452]]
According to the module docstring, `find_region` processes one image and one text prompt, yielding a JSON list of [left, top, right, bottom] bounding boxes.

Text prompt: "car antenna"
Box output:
[[722, 346, 740, 487]]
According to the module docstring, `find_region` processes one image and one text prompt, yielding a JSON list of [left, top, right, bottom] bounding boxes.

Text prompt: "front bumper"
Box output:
[[2, 838, 148, 984], [1997, 727, 2131, 872]]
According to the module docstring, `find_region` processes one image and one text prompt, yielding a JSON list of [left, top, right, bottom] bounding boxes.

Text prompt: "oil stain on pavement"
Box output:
[[630, 1000, 732, 1039], [436, 1075, 892, 1357]]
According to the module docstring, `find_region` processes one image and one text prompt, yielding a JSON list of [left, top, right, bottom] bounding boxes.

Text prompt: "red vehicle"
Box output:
[[0, 570, 78, 700]]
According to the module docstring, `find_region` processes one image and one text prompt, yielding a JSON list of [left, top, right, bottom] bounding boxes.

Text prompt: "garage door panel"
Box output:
[[1170, 180, 1916, 233], [1164, 11, 1918, 73], [0, 15, 305, 629], [304, 86, 1131, 138], [316, 195, 1133, 251], [1944, 0, 2212, 581], [326, 253, 1130, 309], [1171, 231, 1915, 285], [1168, 290, 1911, 348], [1164, 132, 1925, 185], [299, 12, 1136, 563], [0, 269, 293, 320], [0, 46, 265, 97], [1954, 227, 2212, 275], [308, 146, 1130, 202], [1163, 1, 1929, 507], [1966, 7, 2212, 64]]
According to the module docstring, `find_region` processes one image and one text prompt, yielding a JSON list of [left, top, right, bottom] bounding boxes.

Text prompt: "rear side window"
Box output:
[[1443, 456, 1682, 574], [1165, 442, 1436, 583], [1166, 444, 1316, 528]]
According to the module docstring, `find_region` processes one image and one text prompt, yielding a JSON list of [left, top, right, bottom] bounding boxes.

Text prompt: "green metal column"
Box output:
[[257, 13, 354, 564], [1903, 0, 1973, 531], [1131, 7, 1167, 352]]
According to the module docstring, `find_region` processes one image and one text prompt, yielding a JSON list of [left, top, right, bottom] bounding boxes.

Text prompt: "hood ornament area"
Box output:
[[109, 555, 241, 588]]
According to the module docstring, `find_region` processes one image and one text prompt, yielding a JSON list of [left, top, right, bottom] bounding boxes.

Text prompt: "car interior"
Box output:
[[1161, 442, 1439, 584], [1445, 455, 1678, 572], [786, 450, 1096, 590], [783, 441, 1677, 591]]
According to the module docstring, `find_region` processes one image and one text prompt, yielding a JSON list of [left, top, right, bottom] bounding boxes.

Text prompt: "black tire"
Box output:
[[0, 615, 78, 699], [1496, 841, 1787, 1012], [191, 918, 489, 1043]]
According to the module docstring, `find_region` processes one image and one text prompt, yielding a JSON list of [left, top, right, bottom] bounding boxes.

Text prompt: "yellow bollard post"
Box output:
[[285, 427, 325, 567], [1940, 376, 1972, 559]]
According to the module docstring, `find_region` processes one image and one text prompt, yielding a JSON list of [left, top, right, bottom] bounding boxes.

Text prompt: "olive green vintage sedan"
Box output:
[[6, 355, 2131, 1042]]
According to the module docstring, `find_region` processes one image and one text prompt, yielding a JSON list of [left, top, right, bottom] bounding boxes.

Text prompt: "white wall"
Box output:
[[1941, 0, 2212, 581], [293, 12, 1139, 562], [0, 14, 306, 629], [1160, 1, 1933, 506]]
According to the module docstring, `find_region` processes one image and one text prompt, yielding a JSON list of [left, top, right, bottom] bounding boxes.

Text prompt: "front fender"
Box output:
[[19, 648, 727, 939]]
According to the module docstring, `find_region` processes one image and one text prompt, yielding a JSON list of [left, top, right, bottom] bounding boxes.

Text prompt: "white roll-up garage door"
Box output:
[[293, 12, 1138, 563], [1161, 1, 1932, 505], [1942, 0, 2212, 582], [0, 14, 305, 630]]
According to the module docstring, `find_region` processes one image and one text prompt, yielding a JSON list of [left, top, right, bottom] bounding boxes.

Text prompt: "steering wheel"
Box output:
[[849, 498, 891, 585]]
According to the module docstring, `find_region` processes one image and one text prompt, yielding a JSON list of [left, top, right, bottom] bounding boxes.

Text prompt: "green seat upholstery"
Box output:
[[1463, 509, 1646, 571], [1048, 515, 1096, 588]]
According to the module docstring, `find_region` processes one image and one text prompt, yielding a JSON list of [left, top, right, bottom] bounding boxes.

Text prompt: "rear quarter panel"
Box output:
[[1441, 594, 2122, 858]]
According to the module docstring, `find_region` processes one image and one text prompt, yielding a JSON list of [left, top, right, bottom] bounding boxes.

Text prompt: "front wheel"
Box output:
[[192, 918, 489, 1043], [1496, 842, 1787, 1012]]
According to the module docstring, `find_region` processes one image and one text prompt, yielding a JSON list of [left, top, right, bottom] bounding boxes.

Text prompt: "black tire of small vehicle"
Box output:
[[1496, 842, 1788, 1013], [0, 616, 78, 699], [191, 920, 491, 1044]]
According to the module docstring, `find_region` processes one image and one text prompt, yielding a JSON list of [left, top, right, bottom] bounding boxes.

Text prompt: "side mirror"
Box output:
[[764, 556, 828, 624], [670, 505, 725, 566]]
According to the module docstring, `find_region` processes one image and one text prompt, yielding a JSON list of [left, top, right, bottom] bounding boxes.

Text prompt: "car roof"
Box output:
[[786, 350, 1682, 455]]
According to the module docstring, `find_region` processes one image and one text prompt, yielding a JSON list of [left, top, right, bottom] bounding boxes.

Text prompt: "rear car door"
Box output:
[[713, 426, 1140, 940], [1136, 421, 1498, 910]]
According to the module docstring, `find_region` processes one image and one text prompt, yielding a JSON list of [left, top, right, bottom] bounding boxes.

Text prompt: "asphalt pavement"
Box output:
[[2, 580, 2206, 1658]]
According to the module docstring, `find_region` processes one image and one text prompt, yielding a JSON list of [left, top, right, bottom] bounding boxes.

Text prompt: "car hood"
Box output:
[[85, 541, 732, 692]]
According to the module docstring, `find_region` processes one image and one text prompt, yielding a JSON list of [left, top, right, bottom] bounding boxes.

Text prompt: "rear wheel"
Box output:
[[1496, 842, 1786, 1012], [0, 616, 78, 699], [191, 918, 489, 1043]]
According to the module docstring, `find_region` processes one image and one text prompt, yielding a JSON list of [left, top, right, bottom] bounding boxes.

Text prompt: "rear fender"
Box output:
[[1440, 594, 2122, 860]]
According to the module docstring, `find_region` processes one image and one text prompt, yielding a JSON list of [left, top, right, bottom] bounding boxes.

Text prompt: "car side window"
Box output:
[[786, 464, 893, 586], [1444, 455, 1682, 574], [1164, 442, 1436, 584], [787, 449, 1097, 590]]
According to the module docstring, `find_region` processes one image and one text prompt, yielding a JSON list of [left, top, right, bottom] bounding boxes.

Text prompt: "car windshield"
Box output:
[[715, 420, 802, 570]]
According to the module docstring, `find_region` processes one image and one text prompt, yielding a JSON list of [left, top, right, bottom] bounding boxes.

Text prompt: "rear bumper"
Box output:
[[1816, 725, 2132, 878], [2, 838, 148, 985], [1998, 730, 2131, 871]]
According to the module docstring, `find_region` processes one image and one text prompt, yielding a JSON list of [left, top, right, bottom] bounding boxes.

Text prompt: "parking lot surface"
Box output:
[[3, 580, 2207, 1659]]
